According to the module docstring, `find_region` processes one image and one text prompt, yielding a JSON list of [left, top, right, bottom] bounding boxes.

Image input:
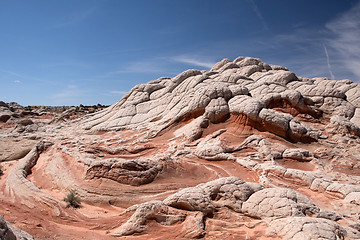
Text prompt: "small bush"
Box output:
[[0, 165, 3, 176], [63, 190, 81, 208]]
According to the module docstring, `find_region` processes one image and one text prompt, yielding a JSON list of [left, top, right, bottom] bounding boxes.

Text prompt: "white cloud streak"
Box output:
[[0, 69, 58, 86], [52, 85, 87, 100], [326, 1, 360, 81], [42, 60, 89, 68], [114, 60, 167, 76], [97, 58, 173, 79], [323, 44, 335, 79], [259, 2, 360, 81], [109, 90, 127, 95], [67, 84, 77, 89], [0, 69, 25, 78], [248, 0, 269, 31], [171, 55, 216, 69]]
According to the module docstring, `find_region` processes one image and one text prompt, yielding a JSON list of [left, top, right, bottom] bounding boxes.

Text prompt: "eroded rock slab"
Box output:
[[164, 177, 263, 214], [242, 188, 319, 218]]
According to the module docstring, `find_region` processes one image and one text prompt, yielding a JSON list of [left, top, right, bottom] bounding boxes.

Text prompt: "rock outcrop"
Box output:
[[0, 215, 34, 240], [267, 217, 347, 240], [164, 177, 263, 214], [112, 201, 186, 236], [83, 57, 330, 143], [1, 56, 360, 239], [241, 188, 319, 218]]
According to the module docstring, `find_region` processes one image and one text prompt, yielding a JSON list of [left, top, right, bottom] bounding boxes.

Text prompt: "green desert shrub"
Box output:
[[63, 190, 81, 208]]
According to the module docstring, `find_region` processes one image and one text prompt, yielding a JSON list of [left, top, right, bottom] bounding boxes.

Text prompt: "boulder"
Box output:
[[282, 148, 314, 161], [267, 217, 346, 240], [164, 177, 263, 214], [0, 215, 34, 240], [242, 188, 319, 218], [85, 158, 162, 186], [112, 201, 186, 236]]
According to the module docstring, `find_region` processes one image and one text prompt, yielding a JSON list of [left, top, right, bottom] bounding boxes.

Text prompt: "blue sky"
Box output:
[[1, 0, 360, 106]]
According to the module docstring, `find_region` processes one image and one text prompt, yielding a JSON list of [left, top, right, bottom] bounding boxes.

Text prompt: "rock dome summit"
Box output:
[[1, 56, 360, 239]]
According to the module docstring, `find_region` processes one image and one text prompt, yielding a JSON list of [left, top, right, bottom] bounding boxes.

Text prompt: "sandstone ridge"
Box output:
[[83, 56, 360, 143]]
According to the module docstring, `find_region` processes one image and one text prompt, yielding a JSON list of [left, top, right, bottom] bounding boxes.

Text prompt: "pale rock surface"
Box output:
[[242, 188, 320, 218], [180, 212, 206, 238], [328, 115, 360, 136], [210, 58, 231, 71], [282, 148, 314, 161], [205, 97, 229, 123], [344, 192, 360, 205], [112, 201, 186, 236], [193, 129, 235, 160], [173, 115, 208, 141], [0, 107, 12, 123], [267, 217, 346, 240], [4, 141, 64, 214], [164, 177, 263, 214]]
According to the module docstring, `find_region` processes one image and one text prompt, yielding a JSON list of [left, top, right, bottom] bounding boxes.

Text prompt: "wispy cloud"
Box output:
[[261, 2, 360, 82], [53, 90, 76, 99], [323, 43, 335, 79], [41, 60, 89, 68], [0, 69, 60, 86], [249, 29, 331, 78], [109, 90, 127, 95], [98, 59, 168, 79], [277, 56, 336, 79], [325, 1, 360, 81], [248, 0, 269, 31], [170, 55, 216, 69], [124, 60, 166, 73], [0, 69, 25, 78], [52, 85, 87, 102], [67, 84, 77, 89]]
